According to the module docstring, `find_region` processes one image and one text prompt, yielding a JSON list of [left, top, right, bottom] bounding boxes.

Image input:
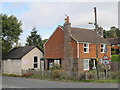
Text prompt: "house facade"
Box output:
[[44, 16, 111, 73], [2, 46, 44, 75]]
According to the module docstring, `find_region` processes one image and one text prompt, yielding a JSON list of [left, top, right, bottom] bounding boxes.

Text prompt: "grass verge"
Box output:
[[112, 55, 120, 62], [2, 73, 119, 83]]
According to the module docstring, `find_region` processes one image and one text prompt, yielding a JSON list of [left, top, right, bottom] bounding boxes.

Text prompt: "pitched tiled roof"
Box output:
[[3, 46, 43, 60], [60, 26, 110, 44], [106, 38, 120, 44]]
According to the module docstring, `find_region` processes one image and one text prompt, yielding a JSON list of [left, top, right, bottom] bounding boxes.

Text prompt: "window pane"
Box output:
[[84, 48, 87, 52], [84, 60, 89, 70], [84, 44, 87, 47], [101, 45, 103, 47], [34, 56, 38, 62], [34, 64, 37, 68], [101, 49, 103, 52]]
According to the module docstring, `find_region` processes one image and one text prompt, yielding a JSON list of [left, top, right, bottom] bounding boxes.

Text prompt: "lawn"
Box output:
[[111, 55, 120, 62]]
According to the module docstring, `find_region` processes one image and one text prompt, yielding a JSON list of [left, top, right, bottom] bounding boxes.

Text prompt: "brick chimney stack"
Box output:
[[64, 16, 71, 28], [65, 16, 70, 23], [63, 15, 73, 72], [98, 26, 103, 37]]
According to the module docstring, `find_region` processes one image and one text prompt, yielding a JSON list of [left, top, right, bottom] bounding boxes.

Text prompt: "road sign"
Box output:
[[102, 60, 110, 65], [102, 53, 109, 60]]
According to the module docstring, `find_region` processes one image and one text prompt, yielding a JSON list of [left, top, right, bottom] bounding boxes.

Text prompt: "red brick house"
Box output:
[[44, 16, 111, 73], [107, 37, 120, 54]]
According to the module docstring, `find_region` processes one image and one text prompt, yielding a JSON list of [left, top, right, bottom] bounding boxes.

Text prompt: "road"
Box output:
[[2, 76, 118, 88]]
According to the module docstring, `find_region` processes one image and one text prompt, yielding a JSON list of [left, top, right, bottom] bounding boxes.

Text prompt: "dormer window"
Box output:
[[83, 43, 89, 53]]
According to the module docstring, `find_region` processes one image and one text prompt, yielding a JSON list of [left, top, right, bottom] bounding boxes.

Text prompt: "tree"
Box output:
[[108, 26, 118, 38], [103, 26, 120, 38], [26, 27, 43, 50], [115, 28, 120, 38], [42, 39, 48, 45], [1, 14, 23, 56]]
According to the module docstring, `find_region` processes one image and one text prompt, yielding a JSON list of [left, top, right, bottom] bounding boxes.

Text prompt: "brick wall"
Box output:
[[112, 44, 120, 49], [71, 38, 77, 58], [79, 43, 111, 59], [45, 27, 64, 58]]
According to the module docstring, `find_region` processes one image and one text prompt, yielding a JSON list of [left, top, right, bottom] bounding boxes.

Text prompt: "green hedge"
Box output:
[[111, 55, 120, 62]]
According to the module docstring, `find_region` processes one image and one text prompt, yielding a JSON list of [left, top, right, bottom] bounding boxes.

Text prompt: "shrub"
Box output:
[[22, 73, 33, 77], [51, 70, 64, 79], [110, 72, 118, 79]]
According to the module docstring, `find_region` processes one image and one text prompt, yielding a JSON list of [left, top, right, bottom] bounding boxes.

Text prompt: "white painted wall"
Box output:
[[21, 47, 43, 70], [2, 59, 21, 75], [2, 47, 44, 75]]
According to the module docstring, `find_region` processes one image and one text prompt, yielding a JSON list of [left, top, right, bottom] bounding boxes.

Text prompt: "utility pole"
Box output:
[[94, 7, 99, 79]]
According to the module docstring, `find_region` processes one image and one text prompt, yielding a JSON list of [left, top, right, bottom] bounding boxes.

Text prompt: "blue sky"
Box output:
[[2, 2, 118, 45]]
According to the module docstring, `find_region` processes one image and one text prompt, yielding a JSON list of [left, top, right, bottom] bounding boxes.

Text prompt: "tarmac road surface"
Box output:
[[2, 76, 119, 88]]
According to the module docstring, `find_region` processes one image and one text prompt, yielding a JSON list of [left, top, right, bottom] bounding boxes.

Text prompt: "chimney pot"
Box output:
[[65, 16, 70, 23]]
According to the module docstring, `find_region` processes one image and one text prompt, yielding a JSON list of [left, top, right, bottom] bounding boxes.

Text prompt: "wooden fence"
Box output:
[[22, 70, 118, 80]]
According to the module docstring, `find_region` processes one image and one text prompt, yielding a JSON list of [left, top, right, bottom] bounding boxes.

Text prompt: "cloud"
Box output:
[[16, 2, 118, 45]]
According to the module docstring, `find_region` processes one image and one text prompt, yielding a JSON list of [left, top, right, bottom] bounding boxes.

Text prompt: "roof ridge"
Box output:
[[59, 25, 94, 31], [70, 27, 94, 31]]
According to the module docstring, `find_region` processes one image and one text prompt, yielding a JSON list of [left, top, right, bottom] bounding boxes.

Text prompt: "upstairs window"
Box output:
[[83, 43, 89, 53], [118, 44, 120, 47], [34, 56, 38, 68], [112, 45, 115, 47], [101, 44, 107, 53]]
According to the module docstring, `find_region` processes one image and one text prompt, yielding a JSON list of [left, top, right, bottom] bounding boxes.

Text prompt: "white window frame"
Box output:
[[112, 45, 115, 47], [33, 56, 38, 68], [83, 43, 89, 53], [101, 44, 106, 53], [118, 44, 120, 47], [83, 59, 89, 70], [54, 60, 60, 65]]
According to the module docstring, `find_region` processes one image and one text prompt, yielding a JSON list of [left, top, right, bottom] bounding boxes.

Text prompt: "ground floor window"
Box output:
[[34, 56, 38, 68], [54, 60, 60, 65], [83, 59, 89, 70], [49, 62, 53, 68], [34, 64, 38, 68], [47, 59, 61, 70]]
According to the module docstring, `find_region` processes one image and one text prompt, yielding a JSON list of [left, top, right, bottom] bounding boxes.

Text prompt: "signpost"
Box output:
[[102, 53, 110, 65], [102, 53, 110, 79]]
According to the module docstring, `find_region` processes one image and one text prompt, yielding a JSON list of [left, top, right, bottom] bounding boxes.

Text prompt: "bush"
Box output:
[[51, 70, 64, 79], [110, 72, 118, 79], [22, 73, 33, 78], [49, 64, 61, 71]]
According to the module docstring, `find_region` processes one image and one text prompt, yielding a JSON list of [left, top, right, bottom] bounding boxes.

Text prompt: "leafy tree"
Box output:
[[103, 30, 109, 38], [26, 27, 43, 50], [103, 26, 120, 38], [108, 26, 118, 38], [42, 39, 48, 45], [115, 28, 120, 38], [1, 14, 23, 56]]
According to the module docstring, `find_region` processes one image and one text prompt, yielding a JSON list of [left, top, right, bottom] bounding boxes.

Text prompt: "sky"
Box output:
[[1, 1, 118, 45]]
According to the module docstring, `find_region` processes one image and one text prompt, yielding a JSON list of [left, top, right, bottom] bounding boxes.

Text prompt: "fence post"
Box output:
[[85, 72, 88, 80]]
